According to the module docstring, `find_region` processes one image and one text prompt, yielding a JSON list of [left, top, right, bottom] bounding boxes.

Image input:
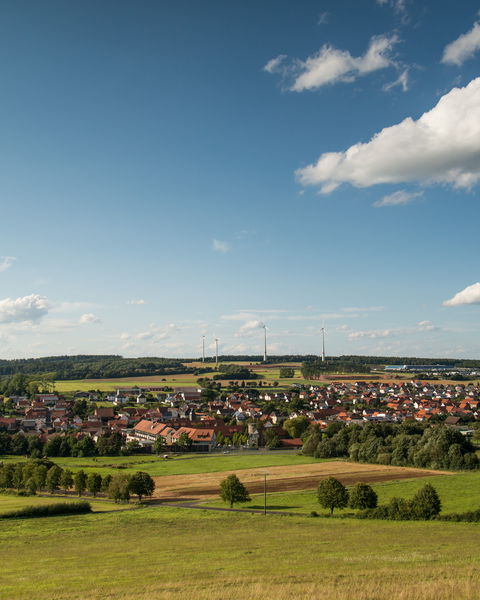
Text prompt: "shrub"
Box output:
[[349, 483, 378, 510], [411, 484, 441, 520], [0, 501, 92, 519]]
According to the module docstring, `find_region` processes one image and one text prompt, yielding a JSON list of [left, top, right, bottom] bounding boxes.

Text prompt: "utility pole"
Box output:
[[202, 335, 205, 363], [215, 338, 219, 365], [263, 472, 267, 515]]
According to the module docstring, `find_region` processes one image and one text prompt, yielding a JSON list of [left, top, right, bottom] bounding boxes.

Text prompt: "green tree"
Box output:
[[411, 484, 441, 520], [129, 471, 155, 502], [45, 465, 63, 494], [108, 474, 131, 503], [279, 367, 295, 378], [283, 416, 310, 439], [348, 483, 378, 510], [86, 473, 102, 497], [176, 432, 192, 450], [73, 470, 87, 496], [220, 474, 251, 508], [153, 436, 165, 454], [33, 465, 48, 491], [101, 474, 113, 493], [317, 477, 348, 516], [60, 469, 74, 493]]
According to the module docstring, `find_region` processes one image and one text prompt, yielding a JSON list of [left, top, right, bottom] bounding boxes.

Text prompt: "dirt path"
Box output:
[[151, 461, 446, 502]]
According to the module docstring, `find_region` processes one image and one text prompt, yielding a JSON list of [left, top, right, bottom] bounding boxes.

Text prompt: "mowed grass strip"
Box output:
[[0, 452, 320, 477], [0, 506, 479, 599]]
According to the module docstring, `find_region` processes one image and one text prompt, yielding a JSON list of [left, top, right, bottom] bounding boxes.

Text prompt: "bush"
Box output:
[[349, 483, 378, 510], [437, 509, 480, 522], [0, 501, 92, 519], [411, 484, 441, 519]]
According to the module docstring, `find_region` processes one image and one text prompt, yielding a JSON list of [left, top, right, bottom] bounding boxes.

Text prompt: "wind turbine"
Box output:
[[214, 338, 219, 365], [262, 323, 267, 363], [321, 326, 326, 363], [201, 335, 205, 363]]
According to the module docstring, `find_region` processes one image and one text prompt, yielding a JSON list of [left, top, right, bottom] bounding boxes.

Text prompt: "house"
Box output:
[[171, 427, 216, 451]]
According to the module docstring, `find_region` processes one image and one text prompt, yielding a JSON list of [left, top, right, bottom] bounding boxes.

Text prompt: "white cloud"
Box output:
[[0, 294, 50, 324], [127, 299, 146, 305], [383, 68, 409, 92], [281, 34, 398, 92], [121, 323, 179, 343], [0, 256, 16, 273], [417, 320, 437, 332], [212, 239, 230, 253], [373, 189, 423, 207], [297, 78, 480, 193], [442, 21, 480, 66], [235, 320, 265, 337], [79, 313, 101, 325], [348, 328, 396, 339], [443, 282, 480, 307], [263, 54, 287, 74]]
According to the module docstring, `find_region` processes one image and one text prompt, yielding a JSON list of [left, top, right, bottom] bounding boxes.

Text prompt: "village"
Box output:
[[1, 379, 478, 452]]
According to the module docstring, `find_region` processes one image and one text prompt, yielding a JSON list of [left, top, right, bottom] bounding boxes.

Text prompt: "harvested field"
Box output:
[[151, 460, 445, 501]]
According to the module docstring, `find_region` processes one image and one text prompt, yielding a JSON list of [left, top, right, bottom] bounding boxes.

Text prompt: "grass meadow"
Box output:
[[0, 451, 319, 477], [0, 505, 479, 600], [203, 470, 480, 515]]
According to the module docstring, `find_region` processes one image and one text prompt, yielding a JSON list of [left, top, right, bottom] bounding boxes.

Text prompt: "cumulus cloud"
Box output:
[[297, 78, 480, 193], [79, 313, 101, 325], [212, 239, 230, 253], [0, 294, 50, 324], [236, 320, 265, 337], [442, 21, 480, 66], [0, 256, 16, 273], [373, 189, 423, 207], [272, 34, 398, 92], [127, 299, 145, 305], [443, 282, 480, 307]]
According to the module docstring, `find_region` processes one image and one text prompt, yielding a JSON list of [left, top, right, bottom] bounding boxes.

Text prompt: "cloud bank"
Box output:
[[296, 78, 480, 193]]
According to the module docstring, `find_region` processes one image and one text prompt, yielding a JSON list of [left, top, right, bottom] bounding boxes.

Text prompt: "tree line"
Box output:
[[0, 460, 155, 502], [302, 422, 479, 470], [0, 432, 126, 458]]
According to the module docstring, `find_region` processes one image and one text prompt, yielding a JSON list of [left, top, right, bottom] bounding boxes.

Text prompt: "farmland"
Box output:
[[0, 505, 479, 600], [150, 460, 444, 502], [0, 493, 131, 515]]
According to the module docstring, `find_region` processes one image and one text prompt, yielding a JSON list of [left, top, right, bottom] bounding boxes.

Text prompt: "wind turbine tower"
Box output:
[[202, 335, 205, 363], [214, 338, 219, 365], [321, 327, 326, 362], [263, 324, 267, 363]]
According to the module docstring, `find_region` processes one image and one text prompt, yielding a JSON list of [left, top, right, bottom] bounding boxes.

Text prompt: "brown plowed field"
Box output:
[[151, 461, 445, 501]]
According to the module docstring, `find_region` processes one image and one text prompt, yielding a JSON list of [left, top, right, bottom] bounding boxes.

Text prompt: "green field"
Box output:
[[202, 470, 480, 515], [0, 493, 132, 515], [0, 504, 479, 599], [0, 452, 319, 477]]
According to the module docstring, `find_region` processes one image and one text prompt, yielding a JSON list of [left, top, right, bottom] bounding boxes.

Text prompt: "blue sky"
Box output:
[[1, 0, 480, 359]]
